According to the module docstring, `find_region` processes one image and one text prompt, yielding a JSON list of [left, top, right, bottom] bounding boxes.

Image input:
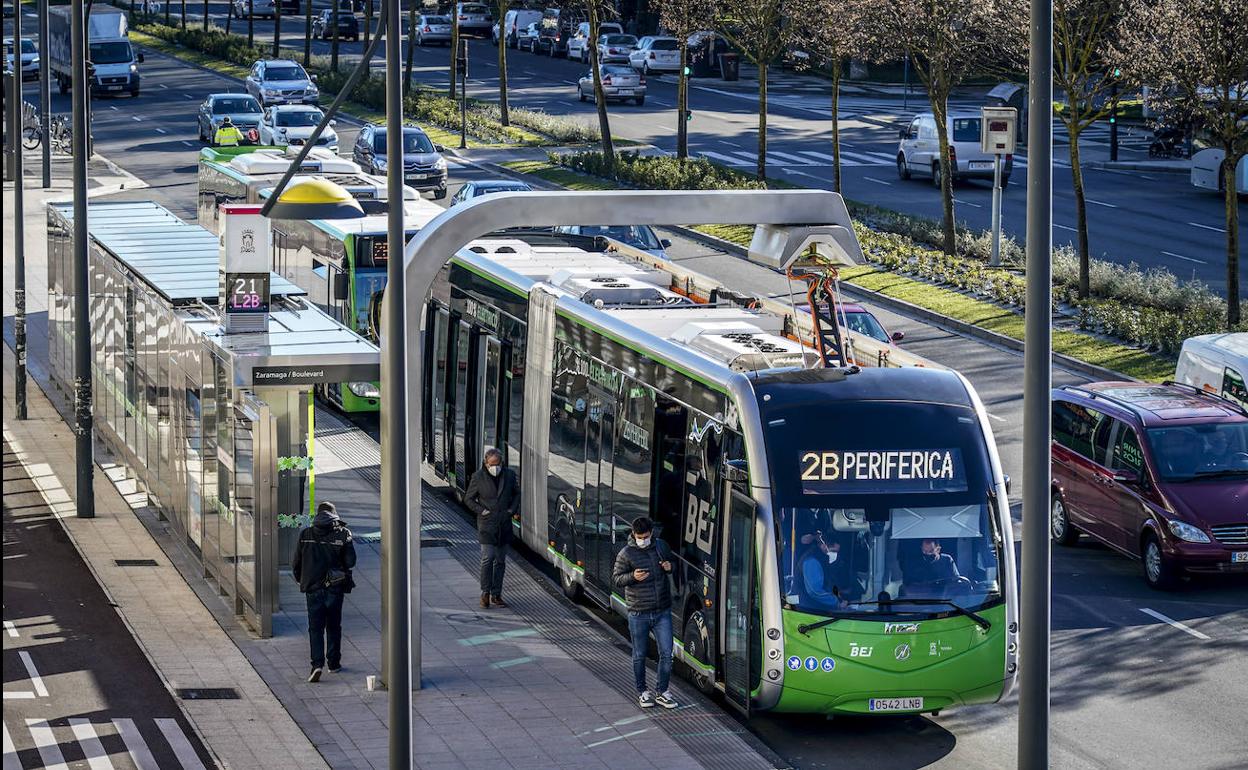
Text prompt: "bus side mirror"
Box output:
[[723, 459, 749, 484], [332, 271, 350, 298]]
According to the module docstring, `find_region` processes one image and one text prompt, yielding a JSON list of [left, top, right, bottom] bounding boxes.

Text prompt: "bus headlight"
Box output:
[[1167, 519, 1210, 543], [348, 381, 381, 398]]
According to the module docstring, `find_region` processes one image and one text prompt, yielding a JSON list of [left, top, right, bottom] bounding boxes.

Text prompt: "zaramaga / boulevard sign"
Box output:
[[252, 364, 381, 386]]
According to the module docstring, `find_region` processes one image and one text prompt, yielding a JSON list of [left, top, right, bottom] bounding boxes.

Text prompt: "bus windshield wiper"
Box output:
[[796, 615, 851, 635], [892, 599, 992, 630]]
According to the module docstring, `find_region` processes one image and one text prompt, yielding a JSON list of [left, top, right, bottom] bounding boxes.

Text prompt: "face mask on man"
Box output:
[[487, 465, 501, 477], [826, 551, 838, 565], [636, 536, 652, 548]]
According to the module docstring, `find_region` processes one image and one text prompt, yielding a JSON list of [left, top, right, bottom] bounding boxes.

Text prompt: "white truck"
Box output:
[[48, 6, 143, 98]]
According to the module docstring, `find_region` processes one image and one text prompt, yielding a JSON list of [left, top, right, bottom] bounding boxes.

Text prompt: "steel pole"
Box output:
[[71, 0, 95, 518], [380, 0, 413, 765], [12, 0, 27, 419], [458, 40, 467, 150], [1018, 0, 1053, 762], [990, 155, 1002, 267], [40, 0, 51, 188], [4, 71, 12, 181]]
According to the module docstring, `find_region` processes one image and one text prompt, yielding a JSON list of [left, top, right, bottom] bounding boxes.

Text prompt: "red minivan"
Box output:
[[1050, 382, 1248, 589]]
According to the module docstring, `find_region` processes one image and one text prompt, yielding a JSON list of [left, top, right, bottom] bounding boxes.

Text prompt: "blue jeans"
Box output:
[[306, 587, 345, 669], [627, 610, 673, 695]]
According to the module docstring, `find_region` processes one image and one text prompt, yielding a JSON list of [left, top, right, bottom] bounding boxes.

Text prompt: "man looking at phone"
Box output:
[[612, 516, 679, 709]]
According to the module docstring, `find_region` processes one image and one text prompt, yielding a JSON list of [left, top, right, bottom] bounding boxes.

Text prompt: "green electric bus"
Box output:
[[423, 236, 1019, 716]]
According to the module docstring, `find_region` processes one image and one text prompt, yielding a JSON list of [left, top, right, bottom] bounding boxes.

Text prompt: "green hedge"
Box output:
[[554, 150, 767, 190]]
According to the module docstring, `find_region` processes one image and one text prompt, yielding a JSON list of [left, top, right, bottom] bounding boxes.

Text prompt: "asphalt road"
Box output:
[[2, 444, 215, 769], [5, 34, 1247, 770]]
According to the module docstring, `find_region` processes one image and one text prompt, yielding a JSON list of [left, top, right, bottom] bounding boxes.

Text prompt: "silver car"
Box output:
[[454, 2, 492, 36], [554, 225, 670, 259], [197, 93, 264, 144], [596, 33, 637, 64], [415, 15, 452, 46], [245, 59, 319, 106], [897, 111, 1013, 187], [578, 64, 646, 106], [259, 104, 338, 149]]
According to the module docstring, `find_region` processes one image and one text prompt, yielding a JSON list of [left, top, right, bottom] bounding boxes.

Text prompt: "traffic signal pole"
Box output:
[[72, 0, 96, 517], [11, 0, 28, 419], [40, 0, 52, 188]]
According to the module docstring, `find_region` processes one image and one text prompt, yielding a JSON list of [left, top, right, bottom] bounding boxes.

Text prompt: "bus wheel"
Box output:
[[682, 611, 716, 695], [560, 567, 582, 602]]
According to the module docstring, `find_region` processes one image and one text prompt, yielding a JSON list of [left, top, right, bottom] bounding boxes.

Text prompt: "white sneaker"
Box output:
[[638, 690, 656, 708]]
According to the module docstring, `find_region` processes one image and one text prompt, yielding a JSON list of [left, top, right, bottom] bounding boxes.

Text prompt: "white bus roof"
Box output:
[[228, 147, 361, 175]]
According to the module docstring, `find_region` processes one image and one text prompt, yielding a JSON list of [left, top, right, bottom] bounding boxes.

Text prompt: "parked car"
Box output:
[[197, 92, 264, 144], [353, 124, 448, 199], [232, 0, 278, 19], [312, 8, 360, 40], [414, 15, 452, 46], [1191, 148, 1248, 195], [496, 8, 541, 47], [578, 64, 646, 105], [516, 21, 541, 52], [554, 225, 670, 259], [567, 20, 621, 63], [245, 59, 319, 106], [278, 0, 301, 13], [629, 36, 679, 74], [3, 37, 39, 82], [535, 9, 576, 57], [1176, 333, 1248, 409], [1050, 381, 1248, 589], [259, 104, 337, 149], [595, 33, 637, 64], [450, 179, 533, 206], [897, 111, 1013, 187], [454, 2, 492, 36]]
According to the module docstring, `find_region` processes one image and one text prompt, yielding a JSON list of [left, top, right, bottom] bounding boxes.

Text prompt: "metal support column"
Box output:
[[72, 0, 95, 518], [381, 0, 414, 766], [990, 155, 1002, 267], [1018, 0, 1053, 762], [40, 0, 51, 188], [11, 0, 28, 419]]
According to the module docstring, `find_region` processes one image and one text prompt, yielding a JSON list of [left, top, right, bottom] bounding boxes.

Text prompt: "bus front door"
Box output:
[[582, 386, 617, 594], [720, 487, 757, 716]]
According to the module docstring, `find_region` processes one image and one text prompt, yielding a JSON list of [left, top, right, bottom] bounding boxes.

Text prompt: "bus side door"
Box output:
[[720, 487, 757, 716]]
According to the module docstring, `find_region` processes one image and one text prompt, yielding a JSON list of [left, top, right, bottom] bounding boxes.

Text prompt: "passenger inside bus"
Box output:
[[900, 538, 968, 598], [797, 531, 864, 610]]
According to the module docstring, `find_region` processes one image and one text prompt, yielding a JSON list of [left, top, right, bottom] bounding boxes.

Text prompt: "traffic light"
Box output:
[[685, 110, 693, 122], [682, 65, 691, 77], [1112, 67, 1121, 78]]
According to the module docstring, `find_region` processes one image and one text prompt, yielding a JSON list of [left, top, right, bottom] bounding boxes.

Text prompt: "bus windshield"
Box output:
[[766, 400, 1003, 619]]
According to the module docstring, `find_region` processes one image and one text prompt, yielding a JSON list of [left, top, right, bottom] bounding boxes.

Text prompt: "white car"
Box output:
[[1191, 148, 1248, 195], [897, 111, 1013, 187], [567, 20, 621, 63], [629, 36, 680, 74], [259, 104, 338, 149]]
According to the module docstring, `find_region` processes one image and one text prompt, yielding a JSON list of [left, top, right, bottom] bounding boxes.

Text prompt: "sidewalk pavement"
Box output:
[[5, 151, 783, 768]]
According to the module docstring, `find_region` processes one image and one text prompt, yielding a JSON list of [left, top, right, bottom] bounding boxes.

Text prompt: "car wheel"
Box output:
[[634, 95, 645, 106], [932, 161, 943, 189], [1142, 532, 1179, 590], [643, 62, 651, 76], [578, 88, 586, 102], [681, 611, 716, 695], [897, 153, 911, 180], [1050, 492, 1079, 546]]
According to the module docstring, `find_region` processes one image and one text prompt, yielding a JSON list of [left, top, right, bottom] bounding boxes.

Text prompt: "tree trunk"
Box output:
[[130, 0, 135, 29], [304, 0, 312, 65], [202, 0, 208, 31], [1069, 127, 1091, 298], [225, 1, 233, 34], [164, 0, 170, 26], [931, 91, 956, 255], [247, 0, 253, 46], [404, 1, 417, 98], [497, 0, 508, 126], [449, 16, 459, 99], [676, 42, 688, 159], [363, 0, 371, 46], [830, 59, 841, 194], [331, 1, 340, 72], [1226, 151, 1242, 328], [181, 0, 186, 29], [272, 0, 280, 58], [588, 6, 614, 170], [757, 60, 767, 180]]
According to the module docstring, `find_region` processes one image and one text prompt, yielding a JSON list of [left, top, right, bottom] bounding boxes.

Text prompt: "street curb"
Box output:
[[1087, 160, 1189, 174]]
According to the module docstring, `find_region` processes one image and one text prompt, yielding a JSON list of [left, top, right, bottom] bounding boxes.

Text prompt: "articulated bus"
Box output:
[[424, 235, 1019, 716]]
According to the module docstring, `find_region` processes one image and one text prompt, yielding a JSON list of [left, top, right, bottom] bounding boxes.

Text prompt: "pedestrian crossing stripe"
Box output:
[[697, 148, 898, 168], [2, 717, 203, 770]]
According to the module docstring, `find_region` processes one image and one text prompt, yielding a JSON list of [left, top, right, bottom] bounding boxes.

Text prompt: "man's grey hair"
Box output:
[[484, 447, 504, 461]]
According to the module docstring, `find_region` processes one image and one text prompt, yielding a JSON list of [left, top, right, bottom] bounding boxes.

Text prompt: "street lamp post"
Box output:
[[71, 0, 95, 517], [40, 0, 52, 188], [11, 0, 28, 419]]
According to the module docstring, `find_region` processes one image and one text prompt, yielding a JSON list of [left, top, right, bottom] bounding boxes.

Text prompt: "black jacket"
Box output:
[[464, 466, 520, 546], [292, 510, 358, 593], [612, 535, 675, 614]]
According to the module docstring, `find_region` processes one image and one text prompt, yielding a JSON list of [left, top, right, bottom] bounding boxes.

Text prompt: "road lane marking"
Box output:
[[1140, 608, 1210, 640], [698, 151, 748, 166], [727, 150, 760, 165], [25, 720, 68, 770], [159, 83, 169, 89], [19, 651, 49, 696], [109, 105, 119, 111], [131, 115, 143, 122], [954, 198, 983, 209], [1084, 197, 1117, 208], [987, 412, 1006, 423], [68, 720, 115, 770], [154, 128, 167, 134], [585, 728, 649, 748], [1188, 221, 1225, 233], [182, 141, 196, 147], [1054, 223, 1077, 232], [863, 176, 892, 186], [790, 170, 828, 185], [3, 620, 16, 638], [112, 720, 158, 770], [3, 723, 20, 770], [768, 150, 815, 165], [155, 719, 206, 770], [184, 93, 196, 99], [1161, 250, 1206, 265]]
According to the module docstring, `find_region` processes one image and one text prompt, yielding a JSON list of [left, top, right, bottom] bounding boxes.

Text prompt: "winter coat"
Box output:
[[611, 534, 675, 614], [292, 508, 358, 593], [464, 465, 520, 546]]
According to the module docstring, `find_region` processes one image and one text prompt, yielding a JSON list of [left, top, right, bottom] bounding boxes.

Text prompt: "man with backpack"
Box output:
[[612, 516, 679, 710], [292, 501, 357, 683]]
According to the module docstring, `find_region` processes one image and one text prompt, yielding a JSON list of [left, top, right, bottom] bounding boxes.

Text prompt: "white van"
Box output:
[[1191, 148, 1248, 195], [1176, 332, 1248, 409], [497, 8, 542, 47], [567, 20, 622, 63], [897, 111, 1014, 187]]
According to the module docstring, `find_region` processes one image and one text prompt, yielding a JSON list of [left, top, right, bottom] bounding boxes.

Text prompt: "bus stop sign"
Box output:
[[981, 107, 1018, 155]]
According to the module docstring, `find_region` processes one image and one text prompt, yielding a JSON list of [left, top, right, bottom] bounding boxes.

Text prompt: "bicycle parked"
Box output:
[[19, 105, 80, 155]]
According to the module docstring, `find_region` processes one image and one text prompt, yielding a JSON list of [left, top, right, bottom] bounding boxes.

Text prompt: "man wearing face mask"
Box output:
[[612, 516, 679, 710], [798, 532, 860, 609], [465, 448, 520, 609], [903, 538, 962, 597]]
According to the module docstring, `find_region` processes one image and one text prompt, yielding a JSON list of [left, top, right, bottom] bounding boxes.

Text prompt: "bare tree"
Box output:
[[331, 0, 342, 72], [784, 0, 867, 192], [1054, 0, 1125, 298], [305, 0, 314, 65], [203, 0, 209, 31], [181, 0, 187, 29], [586, 0, 616, 168], [450, 5, 460, 99], [864, 0, 1025, 254], [495, 0, 510, 125], [272, 0, 282, 57], [405, 0, 419, 97], [716, 0, 786, 179], [364, 0, 373, 46], [247, 0, 254, 46], [1115, 0, 1248, 327], [652, 0, 716, 159]]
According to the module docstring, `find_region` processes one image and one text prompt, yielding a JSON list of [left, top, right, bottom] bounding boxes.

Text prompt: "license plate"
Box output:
[[617, 89, 633, 96], [970, 161, 993, 170], [106, 85, 124, 91], [406, 173, 427, 181], [1232, 552, 1248, 563], [868, 697, 924, 712]]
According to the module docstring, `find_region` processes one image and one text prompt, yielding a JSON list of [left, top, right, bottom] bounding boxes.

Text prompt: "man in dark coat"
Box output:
[[612, 516, 678, 710], [464, 448, 520, 609], [292, 501, 357, 682]]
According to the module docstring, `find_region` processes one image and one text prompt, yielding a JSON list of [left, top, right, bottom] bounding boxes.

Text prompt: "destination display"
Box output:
[[799, 448, 968, 495], [225, 272, 270, 314]]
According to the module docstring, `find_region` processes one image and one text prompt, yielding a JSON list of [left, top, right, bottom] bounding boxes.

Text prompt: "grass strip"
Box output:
[[502, 159, 1173, 382]]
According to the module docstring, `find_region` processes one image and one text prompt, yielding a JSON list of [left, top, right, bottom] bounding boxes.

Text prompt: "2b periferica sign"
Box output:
[[799, 448, 968, 495]]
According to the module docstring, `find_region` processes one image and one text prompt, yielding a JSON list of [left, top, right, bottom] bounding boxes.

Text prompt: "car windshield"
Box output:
[[1145, 423, 1248, 481], [604, 35, 636, 45], [372, 131, 436, 153], [765, 400, 1003, 619], [650, 38, 678, 50], [213, 97, 261, 114], [843, 310, 890, 343], [266, 65, 306, 82], [277, 110, 322, 126], [6, 40, 36, 54], [574, 225, 661, 250], [952, 117, 982, 143], [89, 41, 132, 64]]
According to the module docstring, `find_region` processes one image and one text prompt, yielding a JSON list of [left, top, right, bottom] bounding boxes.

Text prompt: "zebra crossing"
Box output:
[[696, 146, 899, 169], [2, 716, 205, 770]]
